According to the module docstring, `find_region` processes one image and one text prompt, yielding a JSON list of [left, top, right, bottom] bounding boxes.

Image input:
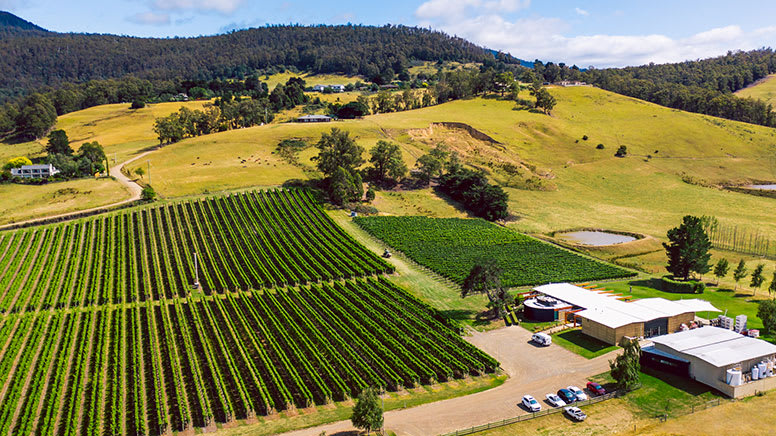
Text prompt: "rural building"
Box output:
[[527, 283, 719, 345], [10, 164, 60, 179], [646, 327, 776, 398], [312, 84, 345, 92], [554, 80, 587, 87], [295, 115, 332, 123]]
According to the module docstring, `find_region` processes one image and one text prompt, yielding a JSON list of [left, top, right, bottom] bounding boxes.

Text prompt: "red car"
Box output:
[[586, 382, 606, 396]]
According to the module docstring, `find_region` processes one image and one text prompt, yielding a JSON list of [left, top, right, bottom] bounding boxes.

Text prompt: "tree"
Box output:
[[328, 166, 363, 206], [17, 93, 57, 139], [79, 141, 107, 173], [134, 167, 145, 179], [414, 145, 449, 185], [365, 188, 375, 202], [733, 259, 748, 290], [663, 215, 712, 280], [368, 140, 407, 183], [130, 99, 146, 109], [462, 259, 510, 317], [750, 264, 766, 295], [530, 84, 556, 114], [46, 129, 72, 156], [609, 337, 641, 391], [769, 271, 776, 297], [141, 185, 156, 201], [3, 156, 32, 170], [336, 101, 369, 119], [351, 387, 383, 435], [757, 299, 776, 334], [615, 145, 628, 157], [713, 258, 729, 285], [313, 128, 364, 178]]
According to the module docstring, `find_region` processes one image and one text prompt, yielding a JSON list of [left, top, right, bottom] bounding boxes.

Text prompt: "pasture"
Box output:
[[735, 74, 776, 106]]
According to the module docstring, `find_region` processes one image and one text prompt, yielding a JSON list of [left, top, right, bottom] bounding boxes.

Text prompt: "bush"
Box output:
[[596, 144, 605, 149], [661, 276, 705, 294], [130, 99, 146, 109], [582, 135, 589, 141], [141, 185, 157, 202], [615, 145, 628, 157]]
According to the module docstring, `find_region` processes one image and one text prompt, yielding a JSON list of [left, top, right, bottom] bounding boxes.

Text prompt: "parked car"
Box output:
[[564, 406, 587, 421], [586, 381, 606, 396], [545, 393, 566, 408], [557, 388, 576, 404], [567, 386, 588, 401], [522, 395, 542, 412], [531, 332, 552, 346]]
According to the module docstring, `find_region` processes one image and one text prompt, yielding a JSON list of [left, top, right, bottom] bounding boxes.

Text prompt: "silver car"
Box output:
[[564, 406, 587, 421]]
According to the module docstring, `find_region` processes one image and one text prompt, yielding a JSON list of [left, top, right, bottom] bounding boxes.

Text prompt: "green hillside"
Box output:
[[736, 74, 776, 106]]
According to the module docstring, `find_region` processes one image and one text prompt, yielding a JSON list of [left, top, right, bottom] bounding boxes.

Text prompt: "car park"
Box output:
[[586, 381, 606, 396], [522, 394, 542, 412], [567, 385, 588, 401], [557, 388, 576, 404], [564, 406, 587, 421], [545, 393, 566, 407]]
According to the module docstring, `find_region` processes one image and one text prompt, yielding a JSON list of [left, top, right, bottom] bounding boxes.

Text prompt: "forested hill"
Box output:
[[0, 11, 48, 34], [0, 13, 509, 97]]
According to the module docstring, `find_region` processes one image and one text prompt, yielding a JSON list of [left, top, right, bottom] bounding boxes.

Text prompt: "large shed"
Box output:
[[530, 283, 719, 345], [648, 327, 776, 398]]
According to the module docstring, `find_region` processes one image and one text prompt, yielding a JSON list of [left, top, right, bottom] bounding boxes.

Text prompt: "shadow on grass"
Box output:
[[438, 309, 478, 323], [473, 310, 498, 327], [629, 278, 662, 290], [556, 329, 613, 354], [639, 366, 718, 397]]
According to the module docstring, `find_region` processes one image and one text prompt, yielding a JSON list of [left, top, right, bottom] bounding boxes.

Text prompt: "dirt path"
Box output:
[[278, 326, 619, 436], [0, 150, 152, 230]]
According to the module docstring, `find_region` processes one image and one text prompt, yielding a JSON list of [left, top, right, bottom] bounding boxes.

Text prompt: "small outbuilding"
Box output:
[[296, 115, 332, 123], [647, 327, 776, 398]]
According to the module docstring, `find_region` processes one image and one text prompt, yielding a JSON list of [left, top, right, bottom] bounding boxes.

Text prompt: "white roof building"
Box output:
[[648, 327, 776, 398], [10, 164, 60, 179]]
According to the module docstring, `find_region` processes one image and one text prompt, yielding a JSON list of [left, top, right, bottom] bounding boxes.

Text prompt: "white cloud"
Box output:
[[152, 0, 245, 14], [575, 7, 589, 16], [127, 11, 171, 25], [415, 0, 776, 67]]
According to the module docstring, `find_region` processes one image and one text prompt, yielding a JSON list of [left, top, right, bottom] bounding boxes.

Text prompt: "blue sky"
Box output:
[[3, 0, 776, 67]]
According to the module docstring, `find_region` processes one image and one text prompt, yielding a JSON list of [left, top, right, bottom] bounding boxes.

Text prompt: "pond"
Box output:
[[556, 231, 636, 246], [746, 184, 776, 190]]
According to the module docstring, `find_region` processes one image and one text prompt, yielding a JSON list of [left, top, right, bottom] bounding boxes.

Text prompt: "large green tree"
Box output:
[[46, 129, 72, 156], [368, 140, 407, 183], [663, 215, 712, 280], [610, 338, 641, 391], [769, 271, 776, 297], [758, 299, 776, 334], [713, 258, 729, 285], [462, 259, 510, 317], [351, 387, 383, 435], [313, 128, 364, 178], [733, 259, 748, 290], [750, 264, 766, 295]]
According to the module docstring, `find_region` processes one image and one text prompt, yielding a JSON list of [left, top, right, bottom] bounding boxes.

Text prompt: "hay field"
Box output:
[[735, 74, 776, 106]]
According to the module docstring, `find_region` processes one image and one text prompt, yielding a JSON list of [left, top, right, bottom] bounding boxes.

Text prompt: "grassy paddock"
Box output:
[[735, 74, 776, 106], [552, 329, 619, 359]]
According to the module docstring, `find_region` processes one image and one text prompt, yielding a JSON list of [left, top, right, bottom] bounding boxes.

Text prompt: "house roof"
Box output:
[[296, 114, 331, 120], [534, 283, 720, 329], [651, 327, 776, 367]]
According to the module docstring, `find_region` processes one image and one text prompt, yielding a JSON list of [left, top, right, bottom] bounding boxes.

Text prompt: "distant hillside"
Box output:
[[735, 74, 776, 106], [0, 11, 48, 33], [0, 13, 515, 98]]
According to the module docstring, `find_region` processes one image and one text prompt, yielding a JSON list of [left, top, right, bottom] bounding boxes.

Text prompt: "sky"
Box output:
[[2, 0, 776, 67]]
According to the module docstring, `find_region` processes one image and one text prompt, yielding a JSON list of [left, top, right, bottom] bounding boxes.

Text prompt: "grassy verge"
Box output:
[[216, 375, 506, 436], [551, 329, 619, 359]]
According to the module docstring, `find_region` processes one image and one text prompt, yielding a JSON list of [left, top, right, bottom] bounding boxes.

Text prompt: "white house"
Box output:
[[313, 84, 345, 93], [11, 164, 60, 179]]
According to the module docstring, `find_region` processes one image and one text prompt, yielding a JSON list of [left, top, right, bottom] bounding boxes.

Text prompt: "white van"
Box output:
[[531, 332, 552, 346]]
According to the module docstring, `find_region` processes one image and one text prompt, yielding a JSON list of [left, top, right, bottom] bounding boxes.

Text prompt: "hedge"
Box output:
[[661, 276, 705, 294]]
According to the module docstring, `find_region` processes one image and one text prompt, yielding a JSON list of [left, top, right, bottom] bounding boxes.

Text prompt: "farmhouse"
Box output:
[[554, 80, 588, 87], [645, 327, 776, 398], [10, 164, 60, 179], [295, 114, 332, 123], [526, 283, 719, 345], [312, 84, 345, 92]]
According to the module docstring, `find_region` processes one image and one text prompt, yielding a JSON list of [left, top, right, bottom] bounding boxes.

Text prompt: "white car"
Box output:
[[545, 393, 566, 408], [522, 394, 542, 412], [564, 406, 587, 421], [567, 386, 588, 401]]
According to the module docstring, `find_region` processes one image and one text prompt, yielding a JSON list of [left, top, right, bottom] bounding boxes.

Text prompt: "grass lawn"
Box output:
[[735, 74, 776, 106], [216, 375, 506, 436], [552, 329, 619, 359]]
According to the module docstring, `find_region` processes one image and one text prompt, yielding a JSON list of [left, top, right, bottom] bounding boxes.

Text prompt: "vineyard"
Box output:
[[354, 216, 636, 287], [0, 189, 392, 314], [0, 277, 497, 435], [0, 190, 499, 435]]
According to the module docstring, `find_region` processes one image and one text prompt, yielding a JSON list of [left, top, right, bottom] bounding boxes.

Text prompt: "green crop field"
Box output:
[[0, 190, 497, 435], [353, 216, 635, 287]]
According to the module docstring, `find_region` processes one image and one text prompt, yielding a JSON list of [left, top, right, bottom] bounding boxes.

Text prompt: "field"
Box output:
[[0, 189, 391, 312], [0, 190, 497, 435], [353, 216, 635, 288], [735, 74, 776, 106]]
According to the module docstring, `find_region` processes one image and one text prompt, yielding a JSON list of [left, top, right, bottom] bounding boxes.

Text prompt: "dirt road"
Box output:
[[280, 326, 619, 436], [0, 150, 151, 230]]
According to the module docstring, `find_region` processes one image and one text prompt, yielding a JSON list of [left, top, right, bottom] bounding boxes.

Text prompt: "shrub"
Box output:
[[130, 99, 146, 109], [582, 135, 589, 141], [615, 145, 628, 157], [661, 276, 705, 294], [141, 185, 157, 202], [596, 144, 605, 149]]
